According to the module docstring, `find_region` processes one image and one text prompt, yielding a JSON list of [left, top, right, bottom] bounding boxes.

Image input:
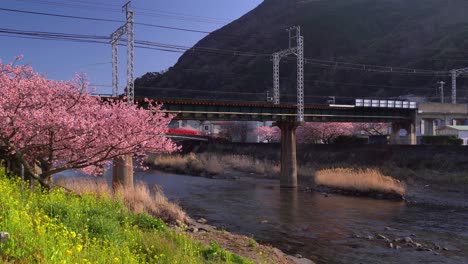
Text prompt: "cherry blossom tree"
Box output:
[[296, 122, 354, 144], [353, 123, 389, 136], [255, 126, 280, 142], [0, 58, 177, 189]]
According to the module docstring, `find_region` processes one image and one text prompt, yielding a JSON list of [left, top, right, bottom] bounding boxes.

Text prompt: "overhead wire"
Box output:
[[2, 5, 467, 98], [0, 26, 460, 78], [0, 27, 459, 82], [0, 8, 215, 34], [65, 0, 230, 23], [1, 7, 464, 76], [9, 0, 229, 24]]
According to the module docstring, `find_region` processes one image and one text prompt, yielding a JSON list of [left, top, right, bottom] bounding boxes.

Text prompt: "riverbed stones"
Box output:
[[187, 226, 198, 233], [0, 232, 9, 243], [196, 218, 207, 224], [404, 237, 413, 243], [377, 234, 387, 240]]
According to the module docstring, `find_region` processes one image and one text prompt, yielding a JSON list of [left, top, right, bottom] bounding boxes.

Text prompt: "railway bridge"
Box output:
[[136, 97, 418, 188]]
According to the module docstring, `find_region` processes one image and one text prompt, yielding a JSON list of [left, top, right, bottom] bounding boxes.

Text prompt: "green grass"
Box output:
[[0, 168, 252, 264]]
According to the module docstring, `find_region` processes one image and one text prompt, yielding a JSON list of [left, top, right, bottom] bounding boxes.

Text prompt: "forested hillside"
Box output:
[[135, 0, 468, 104]]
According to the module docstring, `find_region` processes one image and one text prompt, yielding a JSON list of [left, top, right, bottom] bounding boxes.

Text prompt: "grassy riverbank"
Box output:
[[0, 169, 251, 264], [149, 153, 410, 197], [152, 153, 280, 177], [165, 142, 468, 187]]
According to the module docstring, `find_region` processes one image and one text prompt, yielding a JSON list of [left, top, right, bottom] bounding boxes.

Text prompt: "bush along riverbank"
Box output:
[[167, 142, 468, 186], [0, 169, 252, 264], [147, 153, 406, 200]]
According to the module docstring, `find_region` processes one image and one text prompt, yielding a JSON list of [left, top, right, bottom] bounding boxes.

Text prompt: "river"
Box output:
[[135, 170, 468, 264], [58, 169, 468, 263]]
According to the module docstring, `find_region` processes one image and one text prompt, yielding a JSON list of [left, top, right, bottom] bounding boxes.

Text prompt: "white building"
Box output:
[[436, 126, 468, 145]]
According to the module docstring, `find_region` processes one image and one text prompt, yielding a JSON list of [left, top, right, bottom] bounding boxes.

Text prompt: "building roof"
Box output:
[[438, 125, 468, 131]]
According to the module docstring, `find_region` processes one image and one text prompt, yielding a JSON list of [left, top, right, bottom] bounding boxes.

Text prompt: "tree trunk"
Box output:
[[38, 173, 53, 191], [112, 154, 134, 193]]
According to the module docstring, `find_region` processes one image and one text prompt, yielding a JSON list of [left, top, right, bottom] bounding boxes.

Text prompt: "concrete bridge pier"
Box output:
[[420, 119, 436, 135], [112, 154, 134, 192], [390, 122, 416, 145], [275, 121, 300, 188]]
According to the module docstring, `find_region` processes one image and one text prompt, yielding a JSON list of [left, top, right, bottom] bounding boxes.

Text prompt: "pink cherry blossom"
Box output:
[[296, 122, 354, 144], [352, 122, 389, 136], [0, 59, 178, 189], [255, 126, 280, 142]]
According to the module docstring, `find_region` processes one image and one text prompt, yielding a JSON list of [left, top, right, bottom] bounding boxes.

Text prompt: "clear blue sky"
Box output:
[[0, 0, 263, 94]]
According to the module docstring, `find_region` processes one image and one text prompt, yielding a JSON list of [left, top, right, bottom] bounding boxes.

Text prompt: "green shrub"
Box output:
[[420, 135, 463, 145], [201, 242, 251, 263], [131, 213, 167, 231]]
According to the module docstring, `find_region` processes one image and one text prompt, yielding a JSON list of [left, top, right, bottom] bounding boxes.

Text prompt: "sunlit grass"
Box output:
[[0, 168, 252, 264], [315, 168, 406, 195], [151, 153, 280, 177], [56, 177, 188, 224]]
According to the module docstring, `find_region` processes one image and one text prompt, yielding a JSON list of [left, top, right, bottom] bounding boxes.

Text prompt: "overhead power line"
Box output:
[[0, 26, 459, 76], [0, 8, 213, 34], [1, 7, 462, 76], [11, 0, 229, 24], [65, 0, 230, 23]]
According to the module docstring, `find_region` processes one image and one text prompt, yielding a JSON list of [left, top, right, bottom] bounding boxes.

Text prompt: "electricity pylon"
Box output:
[[272, 26, 304, 122], [111, 1, 134, 104]]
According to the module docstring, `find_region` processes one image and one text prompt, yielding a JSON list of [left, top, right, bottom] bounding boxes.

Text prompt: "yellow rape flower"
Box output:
[[76, 244, 83, 252]]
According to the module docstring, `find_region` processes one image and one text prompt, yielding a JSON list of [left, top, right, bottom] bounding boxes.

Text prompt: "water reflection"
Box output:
[[279, 189, 299, 224]]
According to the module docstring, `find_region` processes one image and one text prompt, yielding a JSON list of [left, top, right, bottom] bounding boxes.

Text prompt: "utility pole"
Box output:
[[111, 1, 135, 192], [438, 81, 445, 103], [111, 1, 135, 104], [450, 67, 468, 104], [272, 26, 305, 122]]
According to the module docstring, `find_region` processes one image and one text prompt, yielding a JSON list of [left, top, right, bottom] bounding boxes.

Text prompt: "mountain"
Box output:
[[135, 0, 468, 104]]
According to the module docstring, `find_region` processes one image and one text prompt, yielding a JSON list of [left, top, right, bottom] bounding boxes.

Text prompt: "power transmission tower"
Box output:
[[437, 81, 445, 103], [272, 26, 305, 122], [111, 1, 134, 104], [450, 67, 468, 104]]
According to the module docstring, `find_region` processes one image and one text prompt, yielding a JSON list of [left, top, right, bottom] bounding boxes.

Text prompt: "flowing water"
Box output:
[[135, 171, 468, 264]]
